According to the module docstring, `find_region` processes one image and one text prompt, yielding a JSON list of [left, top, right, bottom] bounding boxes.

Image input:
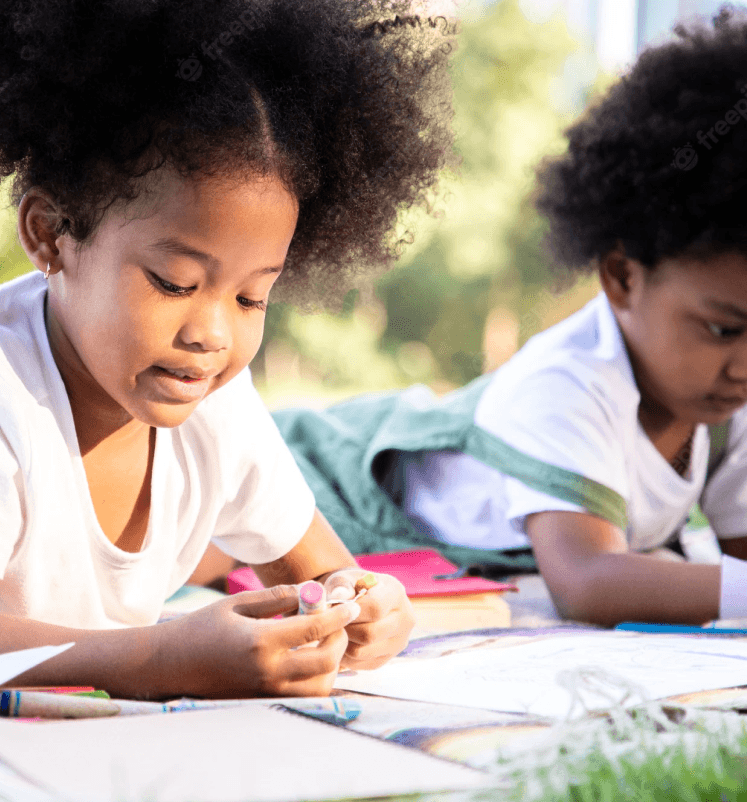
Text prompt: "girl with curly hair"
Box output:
[[276, 5, 747, 628], [0, 0, 455, 697]]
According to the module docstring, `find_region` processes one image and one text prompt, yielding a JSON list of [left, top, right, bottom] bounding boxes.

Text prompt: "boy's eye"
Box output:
[[707, 322, 745, 340]]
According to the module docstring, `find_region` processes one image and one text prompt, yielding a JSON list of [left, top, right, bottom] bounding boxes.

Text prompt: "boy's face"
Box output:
[[608, 252, 747, 426], [44, 168, 298, 430]]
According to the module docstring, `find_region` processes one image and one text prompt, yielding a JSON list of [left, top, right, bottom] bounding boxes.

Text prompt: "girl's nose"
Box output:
[[179, 302, 232, 352]]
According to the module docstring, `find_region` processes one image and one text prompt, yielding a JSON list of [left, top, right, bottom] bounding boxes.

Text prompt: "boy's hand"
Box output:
[[154, 586, 360, 698], [323, 570, 414, 670]]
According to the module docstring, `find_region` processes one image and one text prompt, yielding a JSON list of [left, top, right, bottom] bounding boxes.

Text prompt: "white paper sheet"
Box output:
[[0, 706, 488, 802], [336, 632, 747, 718], [0, 643, 74, 685]]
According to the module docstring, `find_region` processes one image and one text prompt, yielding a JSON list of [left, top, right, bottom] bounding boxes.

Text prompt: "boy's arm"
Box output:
[[252, 508, 415, 669], [718, 536, 747, 561], [526, 511, 721, 626]]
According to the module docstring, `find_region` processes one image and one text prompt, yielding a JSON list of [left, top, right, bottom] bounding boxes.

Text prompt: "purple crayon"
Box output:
[[298, 580, 326, 615]]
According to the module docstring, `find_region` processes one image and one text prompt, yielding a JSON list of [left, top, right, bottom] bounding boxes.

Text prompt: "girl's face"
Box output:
[[608, 252, 747, 426], [46, 169, 298, 429]]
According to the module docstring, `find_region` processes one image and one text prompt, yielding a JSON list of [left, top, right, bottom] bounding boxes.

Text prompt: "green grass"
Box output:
[[346, 705, 747, 802], [492, 705, 747, 802], [500, 740, 747, 802]]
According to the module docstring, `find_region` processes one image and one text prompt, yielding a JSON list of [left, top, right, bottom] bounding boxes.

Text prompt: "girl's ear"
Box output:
[[17, 189, 65, 277], [598, 244, 645, 311]]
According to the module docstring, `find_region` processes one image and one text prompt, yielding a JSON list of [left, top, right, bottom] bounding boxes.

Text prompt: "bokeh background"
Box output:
[[0, 0, 741, 410]]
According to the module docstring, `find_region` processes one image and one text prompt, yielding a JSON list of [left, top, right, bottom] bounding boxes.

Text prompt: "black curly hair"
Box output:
[[535, 4, 747, 275], [0, 0, 456, 305]]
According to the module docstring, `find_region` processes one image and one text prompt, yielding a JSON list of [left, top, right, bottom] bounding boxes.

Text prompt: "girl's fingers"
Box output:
[[270, 601, 361, 650], [341, 629, 410, 669], [281, 628, 350, 685], [324, 572, 357, 602], [345, 614, 396, 645], [229, 585, 300, 619]]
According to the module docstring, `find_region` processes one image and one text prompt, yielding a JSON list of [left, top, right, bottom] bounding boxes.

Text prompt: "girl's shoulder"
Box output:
[[0, 273, 52, 462], [0, 272, 49, 403], [180, 368, 280, 466]]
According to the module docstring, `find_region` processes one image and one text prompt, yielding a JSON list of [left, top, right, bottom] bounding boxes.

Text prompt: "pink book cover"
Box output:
[[227, 549, 517, 597]]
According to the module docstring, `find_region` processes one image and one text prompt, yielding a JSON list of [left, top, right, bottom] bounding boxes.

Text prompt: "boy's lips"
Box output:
[[706, 393, 747, 410]]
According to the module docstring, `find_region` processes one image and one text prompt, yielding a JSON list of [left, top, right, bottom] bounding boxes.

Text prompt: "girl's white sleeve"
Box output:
[[206, 371, 316, 564], [0, 428, 23, 577]]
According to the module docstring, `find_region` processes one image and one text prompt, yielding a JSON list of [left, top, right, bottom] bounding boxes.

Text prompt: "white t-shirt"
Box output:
[[702, 404, 747, 538], [0, 272, 315, 629], [403, 292, 718, 552]]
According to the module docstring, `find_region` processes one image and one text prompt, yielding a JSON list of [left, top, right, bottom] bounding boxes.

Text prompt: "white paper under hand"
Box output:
[[0, 643, 74, 685]]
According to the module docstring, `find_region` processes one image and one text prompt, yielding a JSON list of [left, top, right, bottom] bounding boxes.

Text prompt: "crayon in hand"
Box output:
[[354, 573, 377, 597], [328, 572, 378, 605], [298, 580, 326, 614]]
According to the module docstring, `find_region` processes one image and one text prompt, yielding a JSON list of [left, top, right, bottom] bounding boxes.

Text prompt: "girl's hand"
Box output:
[[154, 585, 360, 698], [324, 570, 414, 670]]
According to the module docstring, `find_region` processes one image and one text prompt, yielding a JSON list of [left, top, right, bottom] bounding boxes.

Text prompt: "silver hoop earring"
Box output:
[[44, 263, 51, 280]]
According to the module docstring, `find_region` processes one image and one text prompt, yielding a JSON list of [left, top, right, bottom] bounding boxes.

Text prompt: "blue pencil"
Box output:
[[616, 622, 747, 635]]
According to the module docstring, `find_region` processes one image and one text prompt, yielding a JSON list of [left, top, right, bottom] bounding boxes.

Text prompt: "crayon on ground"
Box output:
[[0, 690, 173, 719], [277, 697, 363, 725], [1, 690, 120, 719]]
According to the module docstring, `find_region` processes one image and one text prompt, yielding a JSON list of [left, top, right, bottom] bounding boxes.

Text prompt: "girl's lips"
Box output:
[[146, 366, 212, 402]]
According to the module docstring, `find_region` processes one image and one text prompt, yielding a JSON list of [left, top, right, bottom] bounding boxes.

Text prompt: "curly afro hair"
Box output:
[[535, 4, 747, 275], [0, 0, 456, 305]]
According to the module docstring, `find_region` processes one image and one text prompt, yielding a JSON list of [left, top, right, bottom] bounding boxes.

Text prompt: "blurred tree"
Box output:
[[258, 0, 593, 399], [0, 179, 32, 283], [0, 0, 606, 403]]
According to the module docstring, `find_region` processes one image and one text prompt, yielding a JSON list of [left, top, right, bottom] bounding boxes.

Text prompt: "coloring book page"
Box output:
[[335, 632, 747, 718], [0, 643, 74, 686]]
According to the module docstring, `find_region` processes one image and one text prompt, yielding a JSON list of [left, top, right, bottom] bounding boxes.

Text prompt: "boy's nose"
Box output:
[[724, 348, 747, 383]]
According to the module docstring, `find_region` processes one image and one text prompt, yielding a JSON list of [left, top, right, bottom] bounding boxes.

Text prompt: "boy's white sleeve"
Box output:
[[701, 408, 747, 539], [477, 366, 631, 529], [208, 372, 316, 564], [0, 429, 23, 577]]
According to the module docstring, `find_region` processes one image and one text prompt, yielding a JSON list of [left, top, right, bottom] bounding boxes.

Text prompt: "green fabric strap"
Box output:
[[462, 425, 629, 531], [707, 420, 731, 479], [273, 372, 629, 574]]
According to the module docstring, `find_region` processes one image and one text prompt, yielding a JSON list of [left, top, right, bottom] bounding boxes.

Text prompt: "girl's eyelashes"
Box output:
[[150, 273, 267, 312], [707, 321, 745, 340], [151, 273, 195, 296], [238, 297, 267, 312]]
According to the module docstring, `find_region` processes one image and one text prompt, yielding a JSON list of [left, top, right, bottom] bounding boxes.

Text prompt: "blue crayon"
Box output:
[[279, 698, 363, 724]]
